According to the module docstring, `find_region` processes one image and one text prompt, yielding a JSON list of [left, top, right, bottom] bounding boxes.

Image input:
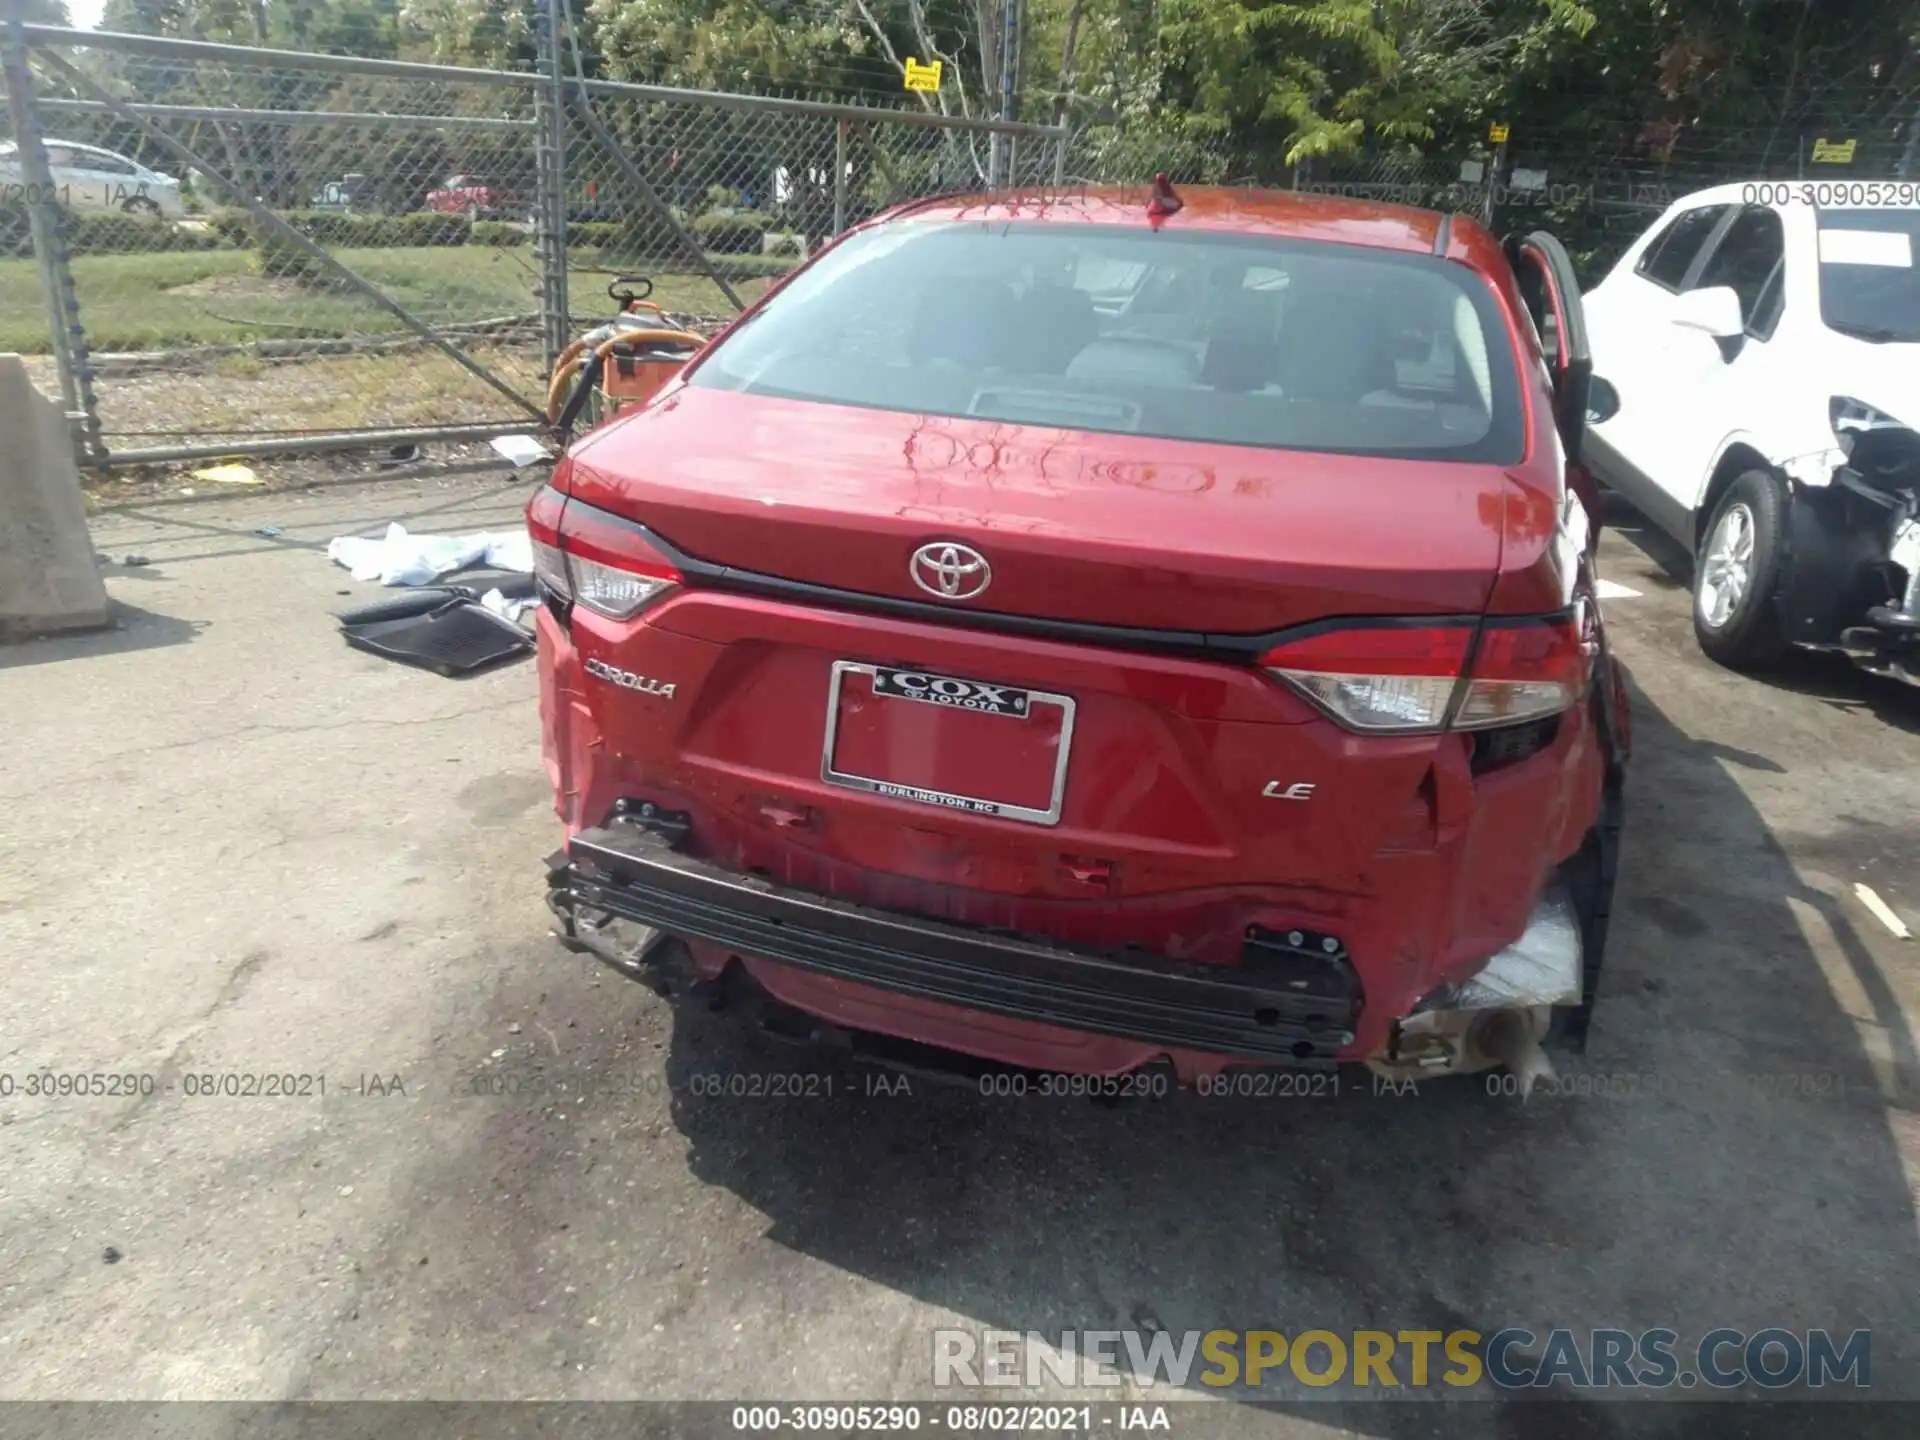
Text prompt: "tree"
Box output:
[[61, 0, 1920, 221], [400, 0, 530, 70], [587, 0, 861, 94]]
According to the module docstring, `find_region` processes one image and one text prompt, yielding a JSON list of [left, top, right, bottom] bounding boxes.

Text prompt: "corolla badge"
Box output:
[[910, 542, 992, 600], [585, 658, 675, 698]]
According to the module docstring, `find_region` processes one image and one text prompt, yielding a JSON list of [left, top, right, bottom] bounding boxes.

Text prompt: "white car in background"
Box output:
[[0, 139, 185, 218], [1582, 183, 1920, 681]]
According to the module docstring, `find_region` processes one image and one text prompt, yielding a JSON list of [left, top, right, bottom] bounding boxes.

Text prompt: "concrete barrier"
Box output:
[[0, 353, 110, 641]]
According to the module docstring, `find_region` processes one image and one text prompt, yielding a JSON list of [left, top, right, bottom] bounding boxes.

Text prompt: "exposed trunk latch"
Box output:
[[610, 798, 690, 846]]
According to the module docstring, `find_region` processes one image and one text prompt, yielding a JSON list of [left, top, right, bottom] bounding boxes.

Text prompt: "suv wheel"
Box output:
[[121, 196, 161, 218], [1693, 468, 1789, 669]]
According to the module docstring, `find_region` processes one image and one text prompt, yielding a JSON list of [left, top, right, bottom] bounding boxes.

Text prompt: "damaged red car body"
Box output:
[[533, 187, 1629, 1088]]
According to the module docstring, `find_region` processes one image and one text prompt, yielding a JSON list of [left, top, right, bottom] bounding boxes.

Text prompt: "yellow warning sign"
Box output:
[[904, 57, 943, 93], [1811, 137, 1858, 164], [1488, 122, 1510, 145]]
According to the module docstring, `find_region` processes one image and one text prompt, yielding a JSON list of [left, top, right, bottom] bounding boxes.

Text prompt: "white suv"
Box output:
[[1583, 184, 1920, 681], [0, 140, 184, 218]]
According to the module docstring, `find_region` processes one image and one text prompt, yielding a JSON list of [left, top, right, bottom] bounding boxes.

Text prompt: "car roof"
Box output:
[[44, 140, 134, 158], [892, 185, 1450, 246], [877, 185, 1503, 265], [1656, 181, 1804, 208]]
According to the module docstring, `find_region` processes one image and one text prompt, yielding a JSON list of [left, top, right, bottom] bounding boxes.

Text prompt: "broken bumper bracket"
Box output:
[[546, 824, 1359, 1065]]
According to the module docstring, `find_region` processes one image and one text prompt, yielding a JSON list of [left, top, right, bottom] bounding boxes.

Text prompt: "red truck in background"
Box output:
[[425, 174, 523, 218]]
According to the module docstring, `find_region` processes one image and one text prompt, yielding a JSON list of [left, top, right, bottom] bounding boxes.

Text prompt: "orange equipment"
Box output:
[[547, 276, 707, 438]]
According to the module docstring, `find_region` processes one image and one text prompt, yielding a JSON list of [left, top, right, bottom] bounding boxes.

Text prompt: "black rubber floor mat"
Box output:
[[341, 600, 533, 677], [455, 569, 539, 600], [334, 587, 464, 626], [332, 574, 536, 627]]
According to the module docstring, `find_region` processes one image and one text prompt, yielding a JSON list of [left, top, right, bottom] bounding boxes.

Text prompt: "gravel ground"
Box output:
[[22, 348, 543, 452], [1, 476, 1918, 1438], [80, 446, 529, 509], [22, 306, 732, 460]]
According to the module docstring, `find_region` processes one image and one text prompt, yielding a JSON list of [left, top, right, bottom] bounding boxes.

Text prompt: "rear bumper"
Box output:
[[548, 822, 1360, 1067]]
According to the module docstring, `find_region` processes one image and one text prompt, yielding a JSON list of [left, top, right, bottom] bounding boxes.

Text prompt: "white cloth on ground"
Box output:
[[326, 522, 533, 587], [480, 587, 539, 628]]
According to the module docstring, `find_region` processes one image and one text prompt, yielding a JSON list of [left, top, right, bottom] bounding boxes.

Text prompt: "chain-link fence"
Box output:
[[1290, 136, 1920, 284], [1288, 152, 1743, 284], [1070, 116, 1918, 288], [0, 11, 1068, 468], [11, 9, 1910, 471], [554, 78, 1065, 330]]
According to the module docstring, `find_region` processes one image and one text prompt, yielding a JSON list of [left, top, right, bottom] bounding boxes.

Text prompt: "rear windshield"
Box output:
[[1818, 208, 1920, 344], [691, 219, 1525, 462]]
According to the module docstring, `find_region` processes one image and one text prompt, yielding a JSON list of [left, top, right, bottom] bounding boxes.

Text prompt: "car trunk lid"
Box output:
[[563, 387, 1508, 636]]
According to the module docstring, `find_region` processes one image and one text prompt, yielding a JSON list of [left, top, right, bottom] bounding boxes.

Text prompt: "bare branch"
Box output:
[[968, 0, 998, 104], [1053, 0, 1084, 126], [904, 0, 977, 120], [846, 0, 942, 115]]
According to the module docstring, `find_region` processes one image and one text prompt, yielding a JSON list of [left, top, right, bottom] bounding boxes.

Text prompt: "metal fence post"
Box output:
[[1480, 140, 1504, 230], [534, 0, 570, 369], [554, 0, 745, 313], [2, 8, 102, 465], [34, 45, 546, 426], [991, 0, 1021, 189], [9, 20, 1072, 462], [833, 118, 848, 234]]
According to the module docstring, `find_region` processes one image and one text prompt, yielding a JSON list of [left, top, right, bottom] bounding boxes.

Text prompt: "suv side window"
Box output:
[[1635, 204, 1731, 290], [75, 149, 135, 174], [1694, 205, 1787, 338], [1746, 260, 1786, 339]]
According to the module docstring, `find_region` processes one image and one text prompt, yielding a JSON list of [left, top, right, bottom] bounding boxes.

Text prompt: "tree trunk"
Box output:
[[1052, 0, 1084, 129]]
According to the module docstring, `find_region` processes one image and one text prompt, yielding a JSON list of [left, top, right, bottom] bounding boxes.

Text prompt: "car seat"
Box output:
[[1201, 289, 1282, 392], [1019, 281, 1098, 375], [910, 280, 1022, 370], [1272, 290, 1396, 403]]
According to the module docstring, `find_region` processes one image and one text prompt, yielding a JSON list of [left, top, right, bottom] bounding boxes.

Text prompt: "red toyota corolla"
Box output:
[[531, 185, 1629, 1091]]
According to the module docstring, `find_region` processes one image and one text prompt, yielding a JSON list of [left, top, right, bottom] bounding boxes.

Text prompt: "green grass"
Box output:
[[0, 244, 779, 353], [188, 343, 540, 433]]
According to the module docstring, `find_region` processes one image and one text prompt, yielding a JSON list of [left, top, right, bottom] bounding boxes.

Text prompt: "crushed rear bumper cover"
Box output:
[[547, 822, 1360, 1066]]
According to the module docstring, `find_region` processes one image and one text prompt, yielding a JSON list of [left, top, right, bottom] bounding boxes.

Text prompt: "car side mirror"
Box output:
[[1671, 285, 1745, 340], [1585, 376, 1621, 424]]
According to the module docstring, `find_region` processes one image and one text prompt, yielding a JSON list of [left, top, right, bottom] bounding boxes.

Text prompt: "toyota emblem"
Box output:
[[910, 542, 992, 600]]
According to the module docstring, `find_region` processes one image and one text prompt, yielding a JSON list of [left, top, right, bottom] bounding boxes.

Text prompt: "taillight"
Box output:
[[523, 485, 683, 620], [1451, 616, 1588, 730], [1258, 625, 1471, 732], [1260, 614, 1587, 735], [526, 484, 571, 600]]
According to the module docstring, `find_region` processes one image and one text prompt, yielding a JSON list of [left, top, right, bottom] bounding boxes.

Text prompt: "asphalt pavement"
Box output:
[[2, 474, 1918, 1438]]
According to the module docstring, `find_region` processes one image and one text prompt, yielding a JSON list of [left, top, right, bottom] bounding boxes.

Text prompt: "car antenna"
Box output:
[[1146, 173, 1183, 221]]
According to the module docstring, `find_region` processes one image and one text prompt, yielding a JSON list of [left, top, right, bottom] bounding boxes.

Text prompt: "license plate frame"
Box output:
[[820, 661, 1076, 826]]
